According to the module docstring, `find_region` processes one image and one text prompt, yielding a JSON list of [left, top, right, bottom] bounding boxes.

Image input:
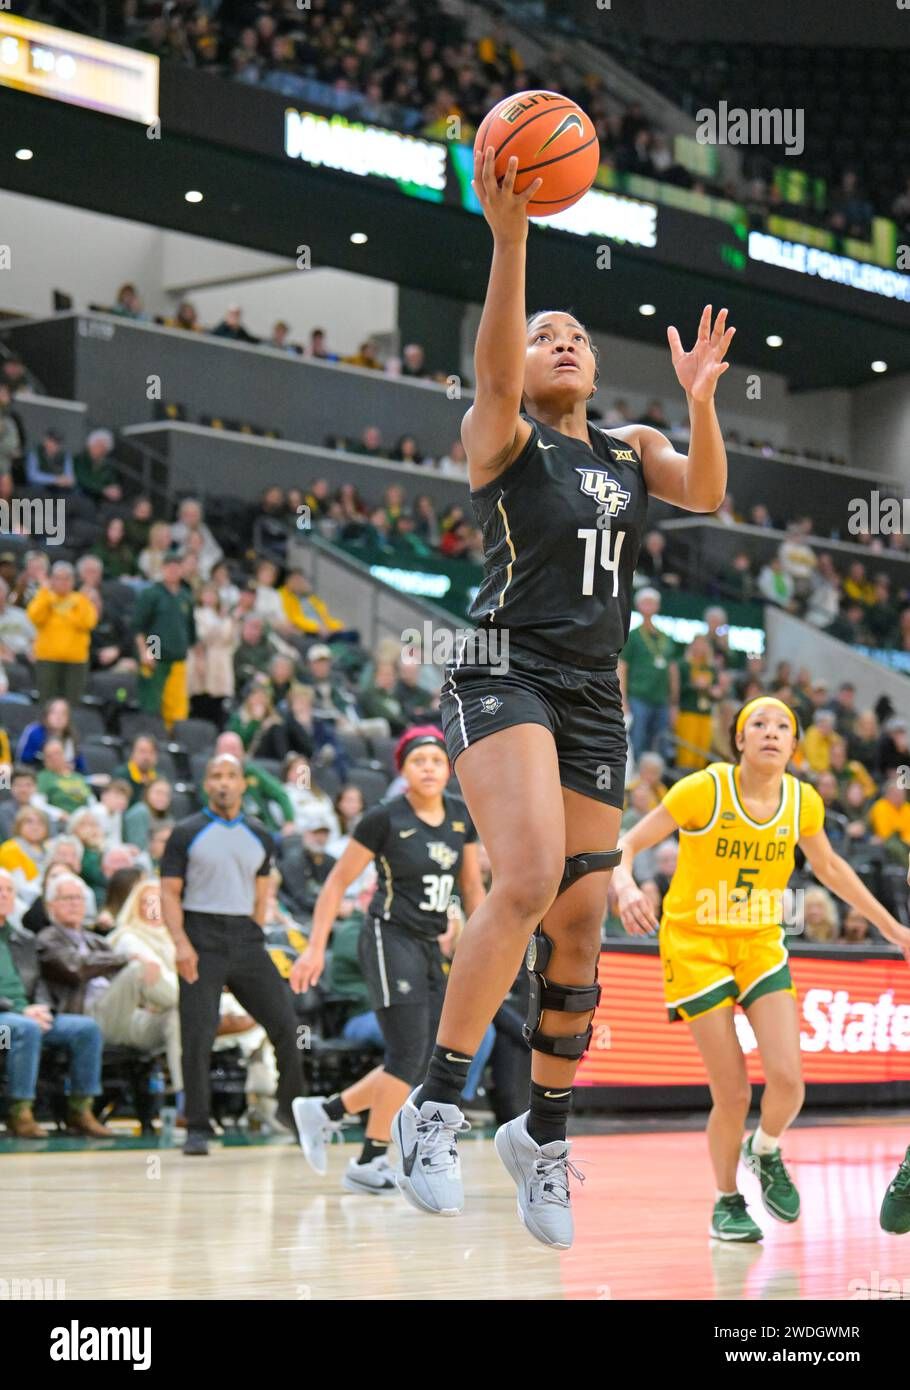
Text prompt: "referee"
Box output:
[[161, 753, 304, 1155]]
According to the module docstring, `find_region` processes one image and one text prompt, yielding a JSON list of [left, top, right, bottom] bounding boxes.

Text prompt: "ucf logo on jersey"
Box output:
[[427, 842, 458, 871], [576, 468, 631, 517]]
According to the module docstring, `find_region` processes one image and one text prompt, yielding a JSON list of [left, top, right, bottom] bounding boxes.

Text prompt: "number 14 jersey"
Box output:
[[468, 412, 649, 668]]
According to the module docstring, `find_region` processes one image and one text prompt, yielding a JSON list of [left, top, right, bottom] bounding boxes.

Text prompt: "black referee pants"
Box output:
[[179, 912, 304, 1134]]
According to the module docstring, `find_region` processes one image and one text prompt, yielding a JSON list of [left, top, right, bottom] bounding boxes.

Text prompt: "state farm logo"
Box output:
[[733, 989, 910, 1056], [801, 989, 910, 1053]]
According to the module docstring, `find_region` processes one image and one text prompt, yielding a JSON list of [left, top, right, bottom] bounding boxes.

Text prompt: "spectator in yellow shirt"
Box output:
[[842, 560, 876, 607], [0, 805, 51, 905], [802, 709, 838, 774], [869, 778, 910, 848], [278, 570, 344, 638], [26, 561, 97, 705]]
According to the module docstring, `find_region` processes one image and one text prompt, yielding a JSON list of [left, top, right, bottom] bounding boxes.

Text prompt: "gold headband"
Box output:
[[735, 696, 798, 738]]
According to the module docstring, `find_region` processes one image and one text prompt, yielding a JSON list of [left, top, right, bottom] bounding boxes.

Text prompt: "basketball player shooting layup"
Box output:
[[389, 144, 736, 1249]]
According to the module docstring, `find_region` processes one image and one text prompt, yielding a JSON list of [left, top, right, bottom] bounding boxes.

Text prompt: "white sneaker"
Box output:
[[494, 1112, 583, 1250], [341, 1154, 398, 1195], [390, 1089, 470, 1216], [292, 1096, 343, 1175]]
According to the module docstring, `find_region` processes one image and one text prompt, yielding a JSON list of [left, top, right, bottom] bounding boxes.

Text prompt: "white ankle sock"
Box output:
[[716, 1190, 738, 1201], [751, 1125, 780, 1156]]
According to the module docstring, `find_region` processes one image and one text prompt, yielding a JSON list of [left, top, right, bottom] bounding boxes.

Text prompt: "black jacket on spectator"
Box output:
[[257, 715, 315, 763], [22, 896, 51, 936], [277, 843, 336, 915], [847, 733, 880, 774], [252, 513, 290, 564], [36, 923, 129, 1014], [878, 734, 908, 779]]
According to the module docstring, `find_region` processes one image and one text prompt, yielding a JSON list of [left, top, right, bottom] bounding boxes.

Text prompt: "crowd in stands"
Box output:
[[2, 317, 910, 1138], [98, 285, 456, 385], [30, 0, 904, 240]]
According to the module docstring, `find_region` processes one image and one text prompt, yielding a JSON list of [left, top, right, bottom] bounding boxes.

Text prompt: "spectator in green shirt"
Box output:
[[133, 552, 196, 727], [36, 739, 93, 815], [74, 429, 122, 503], [91, 516, 135, 579], [618, 588, 679, 763]]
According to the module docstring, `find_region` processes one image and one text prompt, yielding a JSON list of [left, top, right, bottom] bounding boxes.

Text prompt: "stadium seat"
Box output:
[[81, 742, 123, 778], [311, 765, 341, 802], [117, 711, 169, 743], [1, 699, 39, 740], [87, 669, 138, 707], [170, 718, 219, 753], [346, 767, 391, 809], [70, 706, 106, 740], [169, 789, 199, 819]]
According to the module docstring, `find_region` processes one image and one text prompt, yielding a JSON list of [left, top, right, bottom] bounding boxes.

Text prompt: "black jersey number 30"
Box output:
[[577, 527, 625, 597]]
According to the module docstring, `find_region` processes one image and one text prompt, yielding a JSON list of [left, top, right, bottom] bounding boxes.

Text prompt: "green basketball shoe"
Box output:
[[880, 1147, 910, 1235], [742, 1134, 801, 1223], [710, 1193, 763, 1242]]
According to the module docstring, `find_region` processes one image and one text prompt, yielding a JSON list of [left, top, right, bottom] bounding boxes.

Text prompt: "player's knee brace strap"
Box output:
[[523, 929, 602, 1060], [557, 849, 622, 898], [521, 852, 616, 1057]]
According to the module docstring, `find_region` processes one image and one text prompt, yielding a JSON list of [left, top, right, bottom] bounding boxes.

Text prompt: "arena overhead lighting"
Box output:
[[638, 303, 656, 316], [184, 190, 203, 204], [14, 148, 33, 160], [766, 334, 783, 347], [349, 231, 368, 244], [871, 360, 888, 373]]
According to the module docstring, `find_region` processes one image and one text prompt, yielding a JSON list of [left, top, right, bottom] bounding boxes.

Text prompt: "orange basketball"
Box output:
[[473, 90, 600, 217]]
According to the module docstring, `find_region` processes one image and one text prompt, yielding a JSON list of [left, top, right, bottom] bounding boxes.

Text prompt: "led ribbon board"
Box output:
[[0, 13, 159, 124]]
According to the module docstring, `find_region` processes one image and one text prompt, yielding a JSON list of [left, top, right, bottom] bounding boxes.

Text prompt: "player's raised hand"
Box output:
[[472, 147, 543, 244], [290, 944, 325, 993], [615, 880, 659, 937], [667, 305, 735, 402]]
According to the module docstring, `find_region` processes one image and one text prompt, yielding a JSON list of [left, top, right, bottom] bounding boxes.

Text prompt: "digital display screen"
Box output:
[[0, 14, 158, 125], [576, 948, 910, 1087]]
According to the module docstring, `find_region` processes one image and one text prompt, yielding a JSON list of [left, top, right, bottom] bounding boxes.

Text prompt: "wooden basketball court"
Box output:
[[4, 1119, 909, 1300]]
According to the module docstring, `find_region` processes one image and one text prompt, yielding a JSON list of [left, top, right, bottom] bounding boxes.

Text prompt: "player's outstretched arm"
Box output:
[[289, 840, 375, 993], [612, 805, 679, 936], [621, 305, 732, 514], [461, 147, 539, 487], [801, 830, 910, 962]]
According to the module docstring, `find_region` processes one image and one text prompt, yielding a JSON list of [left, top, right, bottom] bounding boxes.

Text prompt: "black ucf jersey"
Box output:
[[468, 412, 649, 667], [353, 793, 477, 938]]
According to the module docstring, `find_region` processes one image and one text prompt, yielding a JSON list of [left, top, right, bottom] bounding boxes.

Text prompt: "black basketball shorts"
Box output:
[[440, 637, 627, 809], [358, 916, 448, 1014]]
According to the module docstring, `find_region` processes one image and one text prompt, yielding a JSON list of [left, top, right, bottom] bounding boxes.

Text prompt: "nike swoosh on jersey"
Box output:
[[543, 1090, 572, 1099], [537, 442, 558, 450], [399, 829, 417, 837]]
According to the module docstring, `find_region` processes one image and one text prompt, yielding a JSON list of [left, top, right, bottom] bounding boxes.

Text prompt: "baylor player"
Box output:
[[389, 142, 734, 1249], [290, 728, 484, 1195], [613, 697, 910, 1242]]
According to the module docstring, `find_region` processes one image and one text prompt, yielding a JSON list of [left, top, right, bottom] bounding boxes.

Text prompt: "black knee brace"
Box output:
[[522, 849, 621, 1059]]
